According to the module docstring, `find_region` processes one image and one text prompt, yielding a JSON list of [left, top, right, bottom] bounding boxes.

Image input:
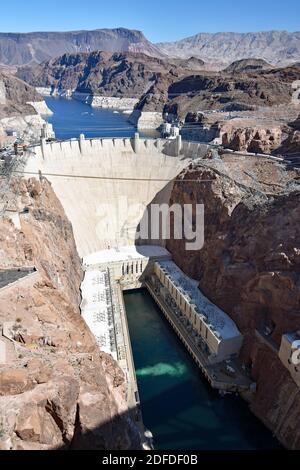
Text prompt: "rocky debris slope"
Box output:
[[0, 177, 141, 450], [157, 31, 300, 66], [0, 28, 163, 66], [166, 155, 300, 449]]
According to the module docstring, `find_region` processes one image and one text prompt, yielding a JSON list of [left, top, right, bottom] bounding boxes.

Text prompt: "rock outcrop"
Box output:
[[166, 155, 300, 449], [276, 131, 300, 157], [17, 52, 171, 100], [224, 58, 273, 73], [0, 72, 42, 119], [0, 72, 53, 145], [220, 125, 282, 154], [0, 177, 141, 450], [274, 114, 300, 160]]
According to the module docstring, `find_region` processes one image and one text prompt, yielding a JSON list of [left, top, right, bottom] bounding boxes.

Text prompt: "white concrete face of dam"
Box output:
[[23, 136, 209, 257]]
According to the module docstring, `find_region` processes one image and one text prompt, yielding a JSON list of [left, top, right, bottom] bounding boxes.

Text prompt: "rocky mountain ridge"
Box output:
[[17, 51, 175, 99], [18, 51, 300, 117], [1, 28, 299, 67], [157, 31, 300, 66], [0, 28, 163, 66]]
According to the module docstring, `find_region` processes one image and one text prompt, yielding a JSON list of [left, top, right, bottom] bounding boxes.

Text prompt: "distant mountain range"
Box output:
[[0, 28, 299, 67], [157, 31, 300, 66], [0, 28, 163, 66]]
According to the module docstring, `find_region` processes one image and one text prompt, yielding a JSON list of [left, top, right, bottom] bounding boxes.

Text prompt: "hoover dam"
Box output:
[[15, 128, 282, 449], [24, 134, 208, 255], [0, 14, 299, 452]]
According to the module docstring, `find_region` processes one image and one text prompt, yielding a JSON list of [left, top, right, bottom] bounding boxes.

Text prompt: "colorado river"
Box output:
[[124, 289, 280, 450]]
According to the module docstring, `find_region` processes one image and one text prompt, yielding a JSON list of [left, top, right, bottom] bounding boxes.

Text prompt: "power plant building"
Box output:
[[154, 260, 243, 363]]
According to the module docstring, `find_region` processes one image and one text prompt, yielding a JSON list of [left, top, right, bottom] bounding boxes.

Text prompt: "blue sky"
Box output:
[[1, 0, 299, 42]]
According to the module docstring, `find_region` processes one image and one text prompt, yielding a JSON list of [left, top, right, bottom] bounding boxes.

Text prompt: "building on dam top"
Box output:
[[153, 260, 243, 363]]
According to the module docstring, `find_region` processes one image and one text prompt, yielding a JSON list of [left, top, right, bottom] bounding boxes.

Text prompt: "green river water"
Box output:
[[124, 289, 280, 450]]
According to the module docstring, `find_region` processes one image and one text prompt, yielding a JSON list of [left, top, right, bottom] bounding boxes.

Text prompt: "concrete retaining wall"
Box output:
[[129, 110, 164, 130]]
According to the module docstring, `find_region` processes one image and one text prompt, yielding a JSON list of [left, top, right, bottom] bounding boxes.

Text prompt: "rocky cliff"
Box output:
[[0, 177, 141, 450], [18, 50, 300, 131], [134, 63, 300, 131], [165, 65, 300, 118], [0, 72, 53, 146], [17, 51, 172, 99], [0, 72, 42, 119], [166, 155, 300, 449], [220, 125, 282, 154]]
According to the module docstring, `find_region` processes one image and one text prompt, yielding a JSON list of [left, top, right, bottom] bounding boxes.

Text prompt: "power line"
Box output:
[[5, 169, 217, 183], [0, 161, 297, 183]]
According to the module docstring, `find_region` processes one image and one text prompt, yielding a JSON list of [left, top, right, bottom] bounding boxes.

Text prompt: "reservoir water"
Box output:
[[45, 96, 136, 140], [45, 96, 159, 140], [124, 289, 280, 450]]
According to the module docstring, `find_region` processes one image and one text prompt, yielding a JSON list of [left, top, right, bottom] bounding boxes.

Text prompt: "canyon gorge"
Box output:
[[0, 21, 300, 453]]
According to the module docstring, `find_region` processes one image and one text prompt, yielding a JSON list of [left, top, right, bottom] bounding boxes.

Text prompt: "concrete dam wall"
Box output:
[[23, 136, 210, 257]]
